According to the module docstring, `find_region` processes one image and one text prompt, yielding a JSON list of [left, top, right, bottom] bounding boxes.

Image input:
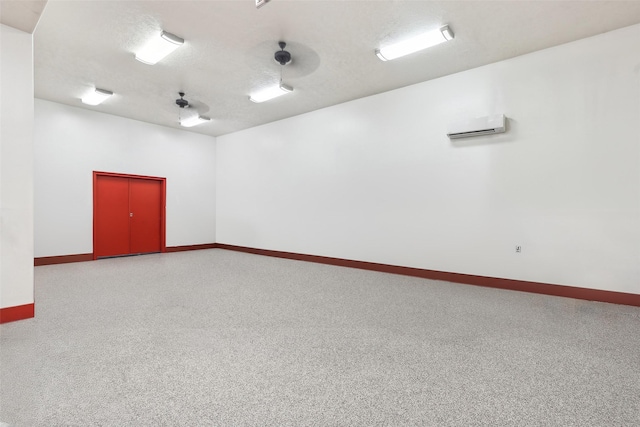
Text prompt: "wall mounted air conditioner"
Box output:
[[446, 114, 506, 139]]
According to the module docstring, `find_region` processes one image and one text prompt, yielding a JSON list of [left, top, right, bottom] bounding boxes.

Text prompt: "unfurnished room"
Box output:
[[1, 1, 639, 425]]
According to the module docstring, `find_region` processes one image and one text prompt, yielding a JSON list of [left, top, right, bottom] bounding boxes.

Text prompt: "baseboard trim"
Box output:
[[35, 253, 94, 266], [166, 243, 218, 252], [31, 243, 639, 306], [0, 303, 35, 324], [215, 243, 640, 307], [34, 244, 219, 264]]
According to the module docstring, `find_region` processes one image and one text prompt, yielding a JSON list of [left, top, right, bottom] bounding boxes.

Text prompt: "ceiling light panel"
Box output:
[[181, 115, 211, 127], [376, 25, 454, 61], [135, 31, 184, 65], [249, 83, 293, 103], [81, 88, 113, 105]]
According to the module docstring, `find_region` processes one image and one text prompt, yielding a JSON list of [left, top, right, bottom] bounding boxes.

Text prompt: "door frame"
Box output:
[[93, 171, 167, 260]]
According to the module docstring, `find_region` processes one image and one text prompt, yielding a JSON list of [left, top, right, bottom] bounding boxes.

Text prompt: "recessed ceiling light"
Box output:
[[180, 115, 211, 128], [249, 83, 293, 103], [376, 25, 454, 61], [135, 30, 184, 65], [81, 88, 113, 106]]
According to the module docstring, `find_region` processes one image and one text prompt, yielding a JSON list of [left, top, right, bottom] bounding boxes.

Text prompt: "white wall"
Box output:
[[0, 24, 34, 309], [217, 24, 640, 295], [34, 99, 216, 257]]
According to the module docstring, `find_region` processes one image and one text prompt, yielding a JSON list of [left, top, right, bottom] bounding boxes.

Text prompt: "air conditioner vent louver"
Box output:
[[447, 114, 506, 139]]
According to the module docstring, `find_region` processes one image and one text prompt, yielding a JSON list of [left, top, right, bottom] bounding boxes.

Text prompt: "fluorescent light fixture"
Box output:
[[249, 83, 293, 103], [256, 0, 271, 8], [375, 25, 454, 61], [135, 30, 184, 65], [180, 115, 211, 128], [81, 88, 113, 106]]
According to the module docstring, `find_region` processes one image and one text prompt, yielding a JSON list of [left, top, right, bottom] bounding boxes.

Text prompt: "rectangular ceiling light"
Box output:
[[249, 83, 293, 103], [81, 88, 113, 106], [135, 30, 184, 65], [376, 25, 454, 61], [180, 115, 211, 128], [256, 0, 271, 8]]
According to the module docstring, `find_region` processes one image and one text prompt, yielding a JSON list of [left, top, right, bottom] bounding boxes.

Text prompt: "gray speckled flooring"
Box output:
[[1, 249, 639, 426]]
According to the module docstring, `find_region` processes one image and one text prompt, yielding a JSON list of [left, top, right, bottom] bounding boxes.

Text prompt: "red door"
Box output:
[[130, 178, 162, 254], [93, 172, 166, 259], [94, 175, 130, 258]]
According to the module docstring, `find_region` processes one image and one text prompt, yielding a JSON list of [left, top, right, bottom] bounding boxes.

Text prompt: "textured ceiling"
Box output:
[[0, 0, 47, 33], [32, 0, 640, 137]]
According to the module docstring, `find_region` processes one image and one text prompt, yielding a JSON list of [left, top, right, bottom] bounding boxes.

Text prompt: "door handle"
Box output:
[[130, 212, 133, 217]]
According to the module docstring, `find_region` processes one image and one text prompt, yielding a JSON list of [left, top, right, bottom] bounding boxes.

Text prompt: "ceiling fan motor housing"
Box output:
[[176, 92, 189, 108], [274, 42, 292, 65]]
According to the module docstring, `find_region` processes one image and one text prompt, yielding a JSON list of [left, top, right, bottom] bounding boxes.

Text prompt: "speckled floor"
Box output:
[[1, 249, 639, 426]]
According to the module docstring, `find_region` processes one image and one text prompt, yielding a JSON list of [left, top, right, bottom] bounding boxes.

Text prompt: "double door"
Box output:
[[93, 172, 166, 259]]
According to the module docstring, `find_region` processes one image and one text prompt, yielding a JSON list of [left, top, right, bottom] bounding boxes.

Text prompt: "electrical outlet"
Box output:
[[516, 246, 522, 253]]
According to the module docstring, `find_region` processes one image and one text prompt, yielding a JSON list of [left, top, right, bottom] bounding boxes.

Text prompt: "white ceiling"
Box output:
[[27, 1, 640, 137], [0, 0, 47, 33]]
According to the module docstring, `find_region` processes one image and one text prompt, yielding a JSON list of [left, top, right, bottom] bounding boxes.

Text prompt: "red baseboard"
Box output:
[[35, 253, 94, 266], [30, 244, 639, 307], [166, 243, 218, 252], [34, 244, 219, 265], [215, 243, 640, 307], [0, 303, 35, 324]]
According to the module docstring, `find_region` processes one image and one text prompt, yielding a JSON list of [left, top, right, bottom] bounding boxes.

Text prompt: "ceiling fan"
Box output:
[[175, 92, 210, 127], [175, 92, 189, 108], [249, 42, 295, 103], [274, 41, 292, 65]]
